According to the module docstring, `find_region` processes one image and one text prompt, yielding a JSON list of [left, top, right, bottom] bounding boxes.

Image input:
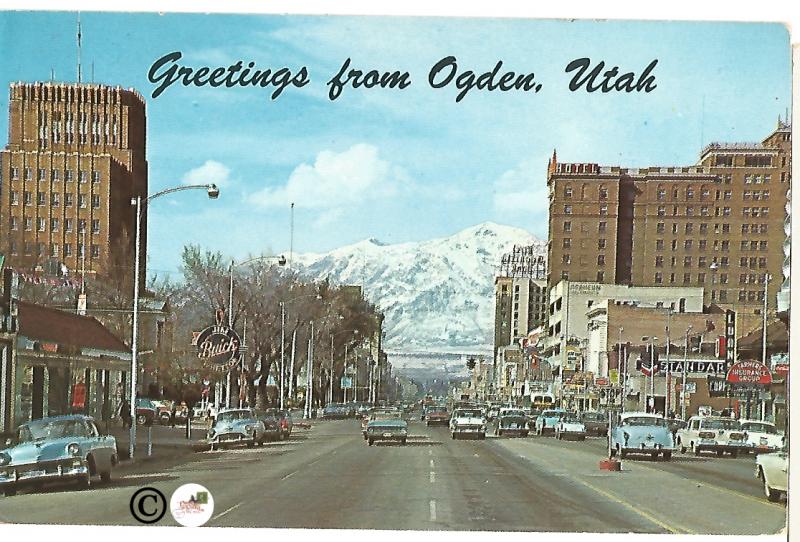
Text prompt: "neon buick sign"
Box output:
[[196, 324, 241, 372]]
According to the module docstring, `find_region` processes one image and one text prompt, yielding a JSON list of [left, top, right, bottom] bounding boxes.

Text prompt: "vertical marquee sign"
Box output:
[[725, 310, 736, 371], [195, 310, 242, 372]]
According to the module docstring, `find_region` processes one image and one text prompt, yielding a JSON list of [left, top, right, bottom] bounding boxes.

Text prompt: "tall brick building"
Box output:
[[546, 121, 791, 313], [0, 82, 147, 278]]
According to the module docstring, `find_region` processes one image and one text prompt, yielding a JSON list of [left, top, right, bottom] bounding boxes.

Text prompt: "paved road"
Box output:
[[0, 418, 787, 533]]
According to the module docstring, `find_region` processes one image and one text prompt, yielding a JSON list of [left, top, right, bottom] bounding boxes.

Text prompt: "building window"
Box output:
[[11, 167, 19, 180], [24, 167, 32, 181], [9, 241, 17, 255], [65, 218, 73, 232], [743, 207, 750, 217], [698, 256, 707, 268], [65, 170, 73, 182], [656, 239, 664, 250], [78, 194, 87, 208], [563, 238, 571, 249], [10, 190, 18, 205], [720, 256, 729, 267], [697, 272, 706, 283], [657, 206, 666, 217], [598, 221, 607, 233], [23, 217, 32, 231], [720, 274, 728, 284], [598, 239, 606, 249], [91, 195, 100, 208], [655, 256, 664, 267], [721, 240, 729, 251], [24, 191, 32, 206], [596, 271, 604, 282], [759, 224, 767, 234], [9, 216, 17, 230], [699, 223, 708, 234], [699, 240, 707, 251], [92, 171, 101, 183], [684, 223, 693, 234], [23, 242, 32, 256], [78, 219, 86, 233], [686, 206, 694, 217], [671, 239, 678, 250], [562, 254, 571, 265], [599, 204, 608, 216], [51, 170, 60, 182], [597, 255, 605, 266], [91, 245, 100, 258], [700, 188, 710, 200], [683, 272, 691, 284], [92, 219, 100, 234], [760, 240, 768, 251], [721, 223, 730, 233], [564, 205, 572, 215], [64, 244, 72, 256], [65, 193, 73, 207], [656, 222, 665, 234], [700, 206, 709, 216], [51, 218, 59, 232], [655, 272, 663, 284], [37, 191, 45, 206], [686, 187, 694, 199], [37, 217, 45, 232], [37, 168, 46, 181], [684, 240, 693, 250], [599, 186, 608, 200], [684, 256, 692, 267], [79, 170, 88, 183], [563, 221, 571, 232], [50, 243, 58, 257], [657, 188, 666, 200]]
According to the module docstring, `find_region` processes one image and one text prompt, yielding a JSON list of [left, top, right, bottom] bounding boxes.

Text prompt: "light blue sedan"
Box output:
[[534, 408, 567, 436], [610, 412, 674, 460], [0, 415, 118, 497], [207, 408, 266, 450]]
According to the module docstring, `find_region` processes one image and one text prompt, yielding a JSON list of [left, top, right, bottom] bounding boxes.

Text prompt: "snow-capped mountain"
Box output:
[[289, 222, 546, 352]]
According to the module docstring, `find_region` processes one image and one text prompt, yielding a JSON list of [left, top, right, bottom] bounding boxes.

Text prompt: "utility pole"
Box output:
[[280, 302, 285, 410], [304, 320, 314, 419]]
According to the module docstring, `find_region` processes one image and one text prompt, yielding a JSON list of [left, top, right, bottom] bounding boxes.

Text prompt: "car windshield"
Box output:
[[428, 407, 447, 413], [583, 412, 605, 421], [19, 419, 89, 442], [702, 419, 740, 430], [542, 410, 562, 418], [372, 412, 401, 420], [217, 410, 251, 422], [622, 416, 666, 427], [562, 414, 580, 423], [529, 409, 541, 417], [503, 410, 526, 417], [457, 409, 482, 418], [741, 422, 778, 434]]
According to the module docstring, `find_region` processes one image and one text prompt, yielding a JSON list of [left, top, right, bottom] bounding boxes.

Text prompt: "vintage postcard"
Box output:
[[0, 7, 793, 537]]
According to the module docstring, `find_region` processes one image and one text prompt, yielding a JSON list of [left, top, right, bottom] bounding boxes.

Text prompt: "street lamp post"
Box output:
[[618, 327, 624, 413], [129, 183, 219, 460], [279, 292, 323, 409], [681, 326, 692, 420], [760, 273, 771, 421], [226, 254, 286, 408]]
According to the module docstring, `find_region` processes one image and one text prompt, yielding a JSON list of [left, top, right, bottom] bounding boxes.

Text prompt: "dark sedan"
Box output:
[[496, 408, 530, 437], [254, 409, 283, 441], [322, 403, 351, 419], [581, 411, 608, 436]]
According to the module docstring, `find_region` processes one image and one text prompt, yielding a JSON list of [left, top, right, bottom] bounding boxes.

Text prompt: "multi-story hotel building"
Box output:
[[0, 82, 147, 278], [546, 121, 791, 314]]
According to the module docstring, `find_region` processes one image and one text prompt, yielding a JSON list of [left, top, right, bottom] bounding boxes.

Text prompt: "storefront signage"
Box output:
[[725, 310, 736, 370], [195, 322, 241, 372], [774, 363, 789, 377], [726, 360, 772, 385], [659, 359, 726, 374]]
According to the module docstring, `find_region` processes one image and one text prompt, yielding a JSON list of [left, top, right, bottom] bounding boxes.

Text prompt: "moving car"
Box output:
[[207, 408, 266, 450], [322, 403, 351, 419], [676, 416, 749, 457], [363, 409, 403, 439], [610, 412, 674, 460], [755, 448, 788, 502], [581, 411, 608, 436], [254, 409, 283, 441], [496, 408, 530, 437], [0, 415, 117, 497], [449, 408, 486, 440], [366, 415, 408, 446], [740, 420, 784, 454], [135, 397, 158, 426], [425, 406, 450, 426], [555, 412, 587, 441], [534, 408, 567, 436]]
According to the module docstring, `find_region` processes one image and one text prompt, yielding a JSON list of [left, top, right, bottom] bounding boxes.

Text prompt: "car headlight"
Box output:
[[66, 443, 81, 456], [244, 425, 253, 432], [0, 452, 11, 466], [623, 432, 630, 444]]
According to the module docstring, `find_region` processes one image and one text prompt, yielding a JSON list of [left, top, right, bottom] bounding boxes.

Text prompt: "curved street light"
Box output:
[[129, 183, 219, 460], [279, 291, 323, 409]]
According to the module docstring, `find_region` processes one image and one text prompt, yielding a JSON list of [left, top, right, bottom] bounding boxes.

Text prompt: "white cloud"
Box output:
[[492, 157, 549, 215], [249, 144, 406, 209], [182, 160, 233, 188]]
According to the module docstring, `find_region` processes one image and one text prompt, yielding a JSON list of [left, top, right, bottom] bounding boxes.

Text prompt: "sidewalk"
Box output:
[[107, 422, 208, 463]]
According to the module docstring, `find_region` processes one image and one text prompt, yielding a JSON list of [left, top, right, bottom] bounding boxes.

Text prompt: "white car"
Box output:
[[555, 412, 587, 441], [449, 408, 486, 440], [676, 415, 749, 457], [739, 420, 785, 454], [755, 449, 788, 502]]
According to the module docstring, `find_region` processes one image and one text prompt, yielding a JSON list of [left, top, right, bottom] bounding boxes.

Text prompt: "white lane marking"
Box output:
[[429, 459, 435, 468], [212, 502, 242, 522], [428, 449, 432, 456], [281, 470, 297, 480], [429, 471, 436, 483], [429, 499, 437, 521]]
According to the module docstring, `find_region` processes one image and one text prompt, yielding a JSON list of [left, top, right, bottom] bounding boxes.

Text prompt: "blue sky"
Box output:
[[0, 12, 791, 279]]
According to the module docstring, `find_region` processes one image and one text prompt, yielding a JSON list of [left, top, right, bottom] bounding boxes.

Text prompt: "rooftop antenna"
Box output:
[[76, 12, 82, 84], [50, 68, 55, 82]]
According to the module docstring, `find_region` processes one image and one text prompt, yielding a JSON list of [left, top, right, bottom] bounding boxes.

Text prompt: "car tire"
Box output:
[[663, 451, 672, 461], [76, 473, 91, 490], [765, 478, 781, 502], [497, 429, 503, 437], [3, 486, 17, 497], [478, 433, 485, 440], [136, 414, 147, 425], [401, 438, 407, 445], [522, 431, 529, 438], [730, 451, 738, 459], [100, 467, 112, 483], [368, 438, 374, 446], [651, 452, 659, 460], [692, 442, 700, 456], [451, 432, 456, 440], [579, 435, 585, 441]]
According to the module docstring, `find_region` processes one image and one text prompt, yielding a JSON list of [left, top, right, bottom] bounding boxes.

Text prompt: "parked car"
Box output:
[[322, 403, 351, 419], [534, 409, 567, 436], [0, 415, 117, 497], [739, 420, 784, 454], [555, 412, 587, 441], [755, 448, 788, 502], [425, 406, 450, 426], [581, 411, 608, 436], [253, 410, 283, 441], [449, 408, 486, 440], [152, 400, 173, 424], [366, 415, 409, 446], [676, 416, 749, 457], [527, 408, 542, 430], [135, 398, 158, 426], [666, 418, 687, 439], [486, 406, 501, 421], [610, 412, 674, 460], [496, 408, 530, 437], [207, 408, 266, 450]]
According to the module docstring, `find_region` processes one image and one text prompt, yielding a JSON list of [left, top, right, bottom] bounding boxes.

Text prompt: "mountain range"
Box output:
[[290, 222, 546, 354]]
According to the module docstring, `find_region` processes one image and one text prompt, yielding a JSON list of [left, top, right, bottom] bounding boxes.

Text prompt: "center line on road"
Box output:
[[428, 449, 432, 455], [211, 503, 241, 522], [429, 499, 437, 522], [430, 459, 435, 468], [430, 471, 436, 483], [282, 470, 297, 480]]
